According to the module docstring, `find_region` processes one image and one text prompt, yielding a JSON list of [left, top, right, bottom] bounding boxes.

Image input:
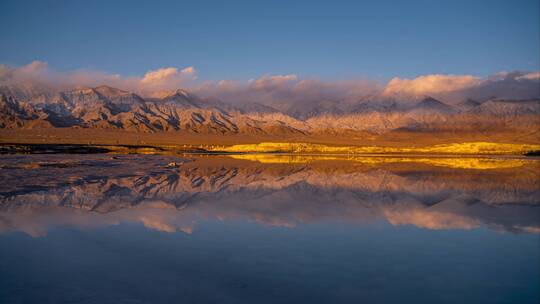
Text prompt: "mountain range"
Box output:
[[1, 85, 539, 140]]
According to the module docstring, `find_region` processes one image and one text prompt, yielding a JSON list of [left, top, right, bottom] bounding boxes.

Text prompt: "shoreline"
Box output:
[[1, 143, 539, 158]]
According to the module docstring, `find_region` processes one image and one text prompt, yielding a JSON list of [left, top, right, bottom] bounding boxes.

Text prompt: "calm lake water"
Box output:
[[0, 154, 539, 304]]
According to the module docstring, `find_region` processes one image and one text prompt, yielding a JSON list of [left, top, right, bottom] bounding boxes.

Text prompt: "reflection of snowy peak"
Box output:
[[0, 155, 538, 235]]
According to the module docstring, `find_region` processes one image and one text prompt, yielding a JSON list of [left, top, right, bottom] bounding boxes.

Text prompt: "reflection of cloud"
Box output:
[[383, 207, 480, 230], [520, 226, 540, 234], [2, 193, 538, 237], [0, 208, 120, 237], [0, 156, 539, 237], [0, 206, 196, 237], [140, 216, 177, 233]]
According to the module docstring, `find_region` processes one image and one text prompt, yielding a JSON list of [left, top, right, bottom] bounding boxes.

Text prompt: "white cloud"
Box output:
[[517, 71, 540, 80], [381, 71, 539, 102], [383, 74, 482, 98], [138, 66, 197, 96], [180, 66, 196, 76], [141, 67, 179, 84], [1, 61, 538, 106], [0, 61, 198, 97]]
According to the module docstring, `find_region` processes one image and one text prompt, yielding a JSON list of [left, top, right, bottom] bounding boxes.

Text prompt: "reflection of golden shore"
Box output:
[[1, 155, 538, 235], [211, 141, 540, 155], [227, 154, 534, 170], [228, 154, 338, 164]]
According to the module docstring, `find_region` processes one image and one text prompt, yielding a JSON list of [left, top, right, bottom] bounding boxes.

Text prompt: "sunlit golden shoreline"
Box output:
[[208, 141, 540, 155], [2, 141, 540, 158], [72, 141, 540, 156]]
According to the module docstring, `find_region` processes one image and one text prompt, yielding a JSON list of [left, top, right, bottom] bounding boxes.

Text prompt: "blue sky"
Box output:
[[1, 0, 538, 81]]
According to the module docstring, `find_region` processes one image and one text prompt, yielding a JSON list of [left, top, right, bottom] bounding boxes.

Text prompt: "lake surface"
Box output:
[[0, 154, 539, 304]]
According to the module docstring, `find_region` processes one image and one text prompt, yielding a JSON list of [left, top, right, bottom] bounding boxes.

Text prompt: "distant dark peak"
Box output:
[[482, 98, 507, 104], [239, 102, 280, 114], [483, 96, 498, 102], [93, 85, 129, 97], [408, 96, 459, 114], [94, 85, 119, 90], [419, 96, 443, 106], [458, 98, 482, 108], [415, 97, 453, 108], [66, 87, 100, 95], [467, 98, 480, 104], [353, 99, 398, 112]]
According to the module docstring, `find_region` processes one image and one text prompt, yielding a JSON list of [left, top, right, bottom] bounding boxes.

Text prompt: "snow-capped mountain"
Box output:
[[1, 85, 539, 137]]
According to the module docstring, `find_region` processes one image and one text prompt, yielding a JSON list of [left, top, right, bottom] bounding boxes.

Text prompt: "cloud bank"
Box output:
[[1, 61, 538, 108], [0, 61, 197, 97], [383, 74, 483, 97]]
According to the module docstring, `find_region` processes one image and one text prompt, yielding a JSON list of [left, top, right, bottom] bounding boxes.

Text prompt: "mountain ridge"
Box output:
[[1, 85, 539, 139]]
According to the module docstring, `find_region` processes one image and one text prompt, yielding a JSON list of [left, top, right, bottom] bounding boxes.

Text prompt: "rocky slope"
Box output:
[[1, 85, 539, 137]]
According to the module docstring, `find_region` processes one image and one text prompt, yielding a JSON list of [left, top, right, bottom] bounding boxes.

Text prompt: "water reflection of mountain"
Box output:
[[0, 154, 539, 236]]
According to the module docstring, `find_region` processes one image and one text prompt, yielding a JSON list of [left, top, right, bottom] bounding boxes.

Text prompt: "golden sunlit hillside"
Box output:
[[211, 141, 540, 155]]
